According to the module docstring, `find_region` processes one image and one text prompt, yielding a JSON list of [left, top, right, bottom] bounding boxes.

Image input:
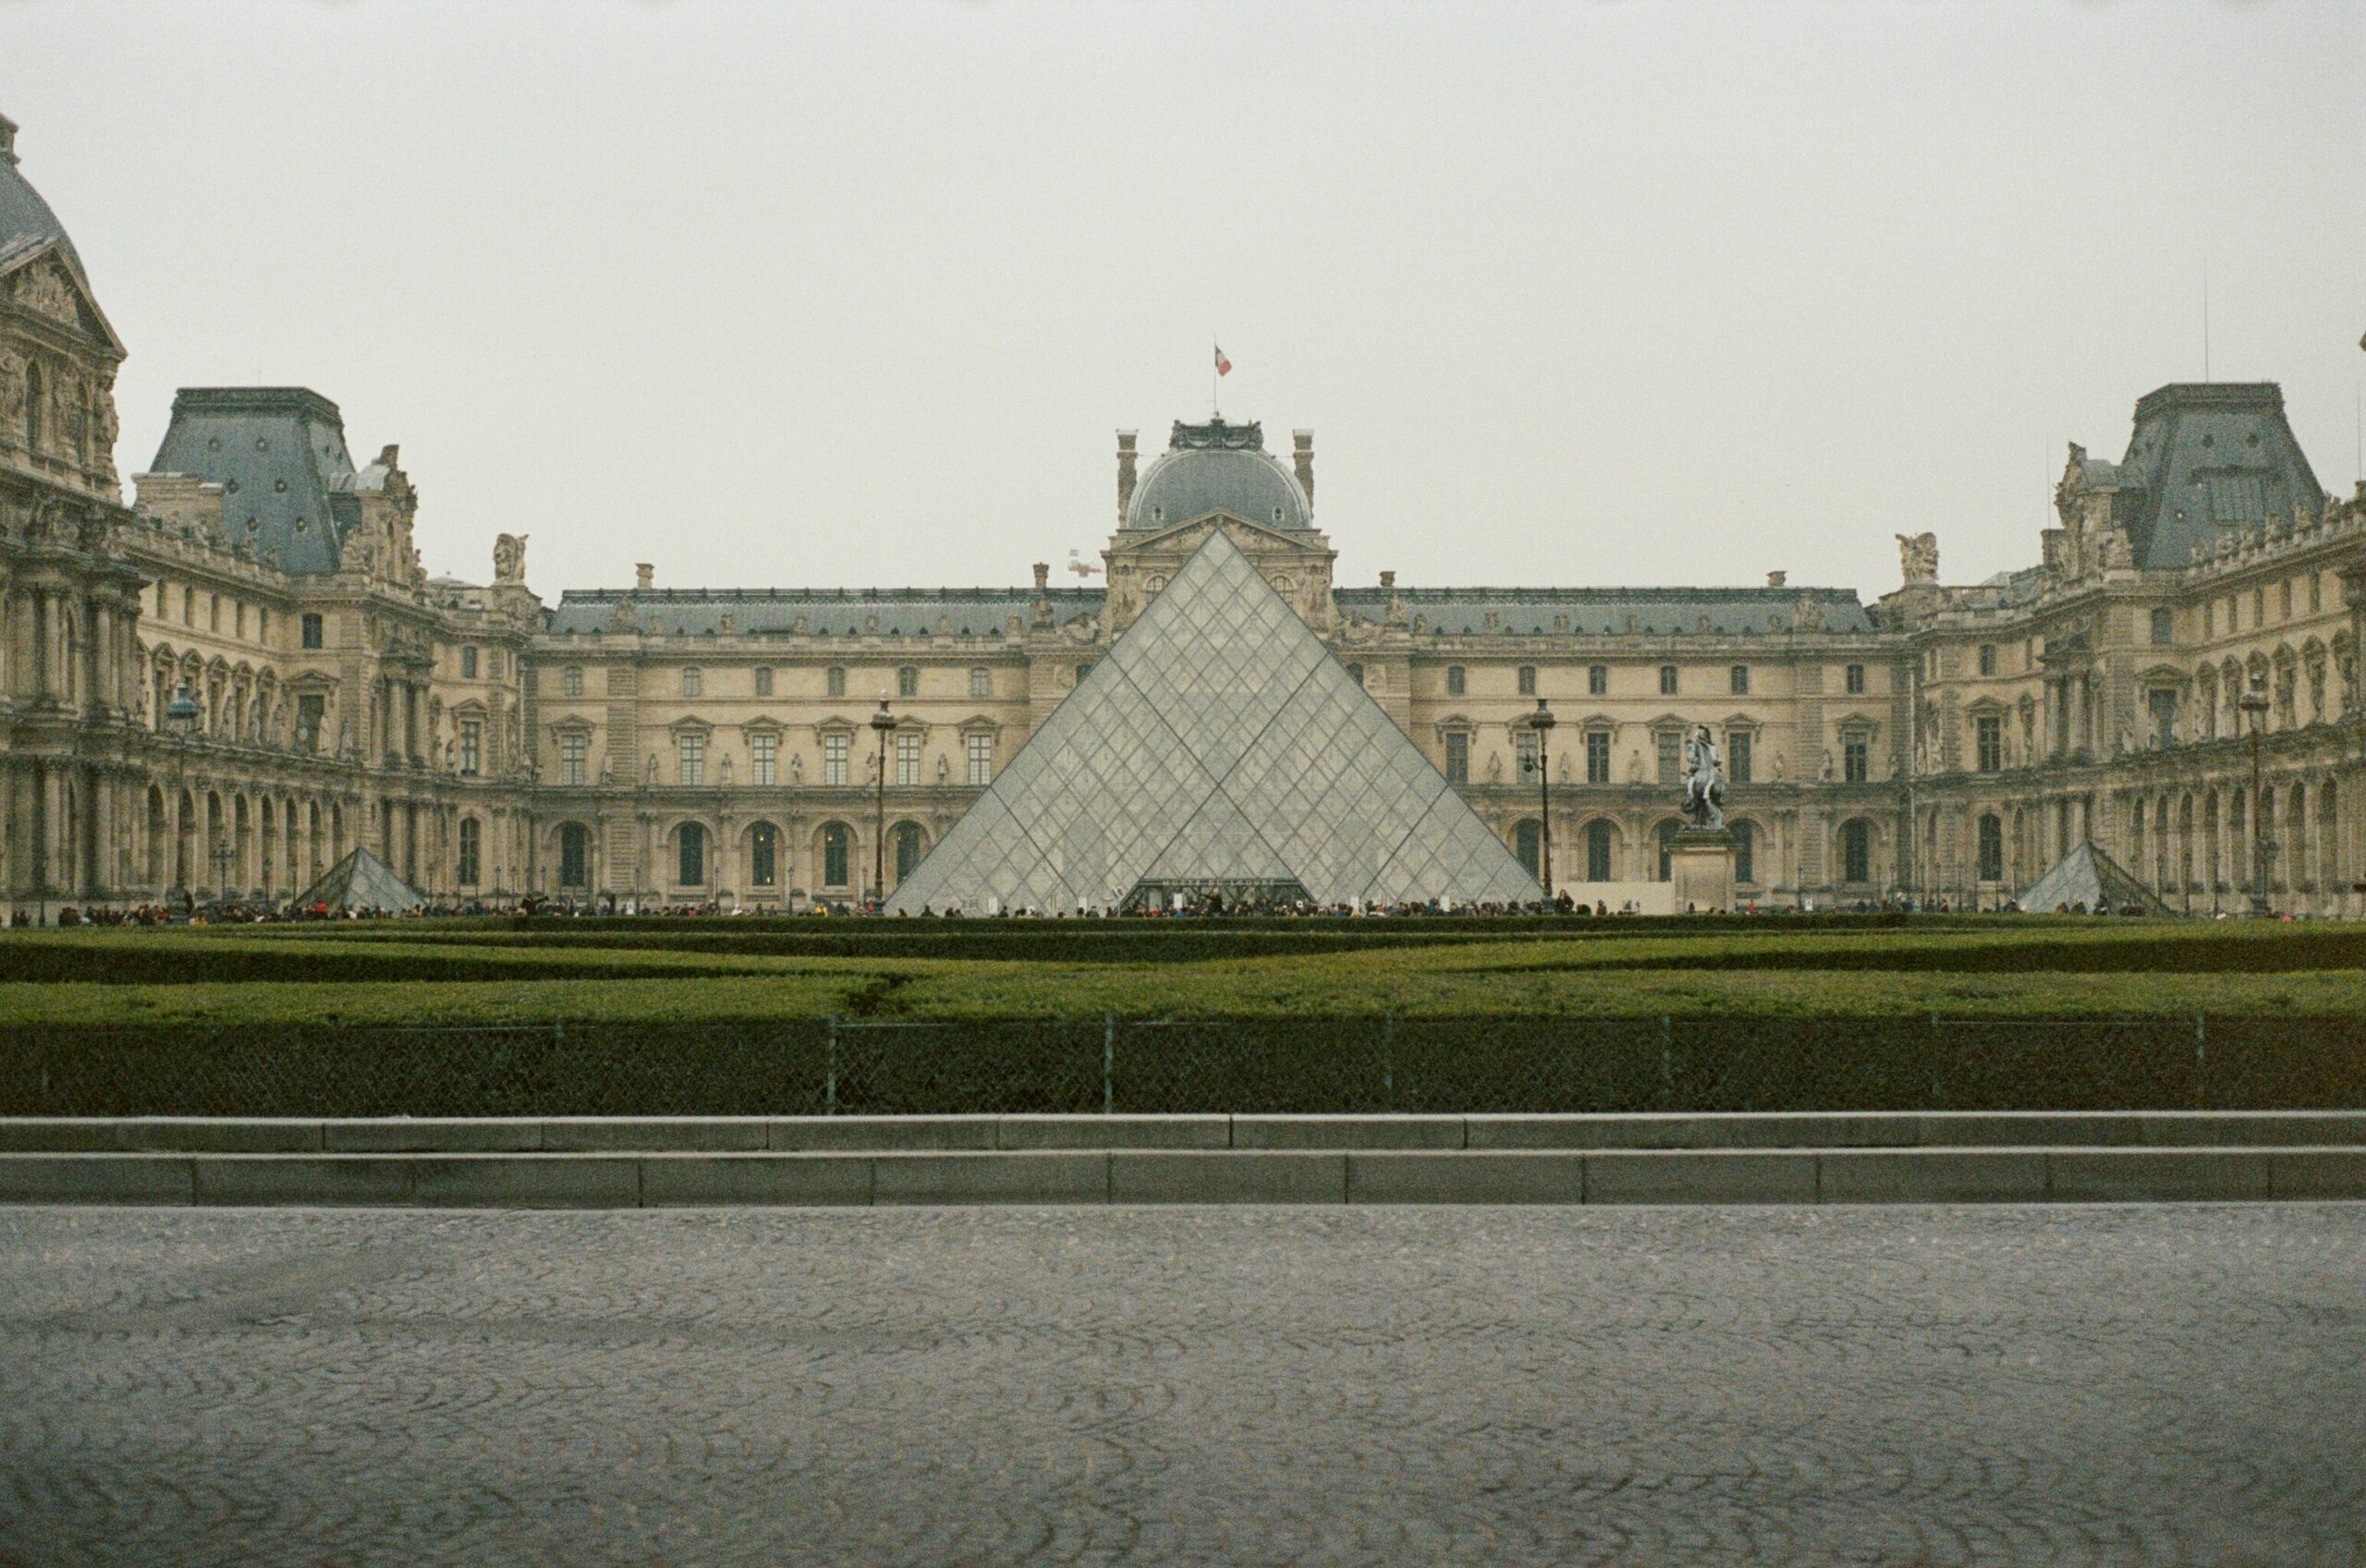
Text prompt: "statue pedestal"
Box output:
[[1668, 827, 1737, 914]]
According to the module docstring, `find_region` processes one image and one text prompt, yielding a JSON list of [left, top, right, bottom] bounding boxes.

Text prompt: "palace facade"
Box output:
[[3, 113, 2360, 918]]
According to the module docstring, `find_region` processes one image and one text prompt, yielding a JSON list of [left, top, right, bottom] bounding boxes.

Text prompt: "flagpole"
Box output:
[[1212, 336, 1218, 419]]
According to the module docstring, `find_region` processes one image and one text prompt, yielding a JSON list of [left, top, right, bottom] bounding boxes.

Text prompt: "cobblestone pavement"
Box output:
[[2, 1206, 2362, 1568]]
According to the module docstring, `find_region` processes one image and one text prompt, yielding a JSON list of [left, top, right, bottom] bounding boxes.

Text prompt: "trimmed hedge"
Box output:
[[5, 1015, 2360, 1117]]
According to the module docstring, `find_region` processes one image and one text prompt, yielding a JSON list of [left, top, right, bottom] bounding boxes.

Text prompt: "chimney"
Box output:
[[635, 563, 653, 590], [1379, 569, 1396, 590], [1766, 570, 1787, 588], [1116, 432, 1139, 524], [1292, 430, 1315, 512], [1032, 562, 1051, 593]]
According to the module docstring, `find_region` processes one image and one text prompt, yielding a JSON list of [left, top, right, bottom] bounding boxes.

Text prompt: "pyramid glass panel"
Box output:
[[886, 529, 1536, 914]]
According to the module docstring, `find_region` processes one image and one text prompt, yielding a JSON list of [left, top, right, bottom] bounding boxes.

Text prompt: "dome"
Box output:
[[1124, 417, 1311, 531], [0, 115, 83, 276]]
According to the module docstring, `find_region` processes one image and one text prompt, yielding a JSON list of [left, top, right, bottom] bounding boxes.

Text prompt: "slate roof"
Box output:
[[1334, 586, 1876, 637], [147, 389, 361, 575], [0, 115, 82, 276], [1127, 445, 1311, 531], [2105, 383, 2324, 570], [546, 587, 1104, 638]]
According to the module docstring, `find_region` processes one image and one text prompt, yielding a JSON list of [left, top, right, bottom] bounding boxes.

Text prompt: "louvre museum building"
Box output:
[[5, 112, 2364, 918]]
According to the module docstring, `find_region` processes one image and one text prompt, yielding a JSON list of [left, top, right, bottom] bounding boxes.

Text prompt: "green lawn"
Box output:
[[0, 918, 2360, 1023]]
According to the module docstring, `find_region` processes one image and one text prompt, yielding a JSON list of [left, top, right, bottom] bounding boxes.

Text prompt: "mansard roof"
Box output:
[[1333, 585, 1876, 637], [2107, 383, 2324, 570], [546, 586, 1105, 638], [148, 387, 360, 575]]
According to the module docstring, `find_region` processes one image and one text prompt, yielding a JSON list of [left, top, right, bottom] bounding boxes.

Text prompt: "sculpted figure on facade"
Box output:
[[1896, 531, 1939, 585], [493, 533, 528, 583], [1682, 724, 1726, 830]]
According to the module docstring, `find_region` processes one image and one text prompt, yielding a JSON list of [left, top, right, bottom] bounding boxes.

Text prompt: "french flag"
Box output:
[[1213, 345, 1232, 376]]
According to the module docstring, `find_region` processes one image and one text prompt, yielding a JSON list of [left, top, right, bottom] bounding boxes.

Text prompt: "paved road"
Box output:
[[1, 1206, 2361, 1567]]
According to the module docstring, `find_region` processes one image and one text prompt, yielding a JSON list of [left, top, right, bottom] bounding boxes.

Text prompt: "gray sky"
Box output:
[[8, 1, 2363, 603]]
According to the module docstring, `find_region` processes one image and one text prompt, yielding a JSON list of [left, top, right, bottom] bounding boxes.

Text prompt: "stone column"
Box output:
[[92, 772, 115, 900]]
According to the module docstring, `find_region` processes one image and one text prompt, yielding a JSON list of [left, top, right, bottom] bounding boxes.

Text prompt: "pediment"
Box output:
[[1, 245, 123, 354], [1116, 512, 1328, 557]]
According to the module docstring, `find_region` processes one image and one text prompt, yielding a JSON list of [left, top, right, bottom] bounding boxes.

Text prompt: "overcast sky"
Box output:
[[7, 1, 2363, 603]]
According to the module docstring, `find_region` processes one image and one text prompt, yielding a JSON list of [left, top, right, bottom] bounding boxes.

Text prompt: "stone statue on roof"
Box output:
[[1896, 532, 1940, 585], [493, 533, 528, 583]]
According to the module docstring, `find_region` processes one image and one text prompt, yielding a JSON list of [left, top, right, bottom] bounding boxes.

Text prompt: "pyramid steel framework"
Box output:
[[886, 529, 1542, 914], [292, 846, 427, 912], [2016, 839, 2171, 915]]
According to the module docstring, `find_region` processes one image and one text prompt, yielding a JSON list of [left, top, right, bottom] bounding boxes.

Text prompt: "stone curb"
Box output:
[[4, 1146, 2362, 1208], [11, 1111, 2366, 1156]]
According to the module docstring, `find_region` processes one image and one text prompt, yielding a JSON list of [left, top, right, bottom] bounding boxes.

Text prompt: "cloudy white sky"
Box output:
[[7, 1, 2363, 603]]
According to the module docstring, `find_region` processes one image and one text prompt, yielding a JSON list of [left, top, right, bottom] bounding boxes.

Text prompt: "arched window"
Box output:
[[2321, 781, 2340, 889], [894, 821, 926, 883], [1655, 820, 1681, 881], [1585, 820, 1613, 882], [1514, 820, 1543, 880], [1732, 820, 1756, 886], [822, 823, 852, 888], [750, 822, 778, 888], [677, 821, 705, 886], [1840, 820, 1872, 885], [558, 822, 591, 889], [1976, 814, 2004, 882], [457, 818, 482, 885], [22, 359, 42, 449]]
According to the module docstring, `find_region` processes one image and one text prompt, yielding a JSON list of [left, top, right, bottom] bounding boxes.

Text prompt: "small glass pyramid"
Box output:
[[886, 529, 1542, 913]]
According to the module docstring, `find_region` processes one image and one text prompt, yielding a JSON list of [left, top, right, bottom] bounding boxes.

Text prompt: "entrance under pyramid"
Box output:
[[885, 530, 1542, 914]]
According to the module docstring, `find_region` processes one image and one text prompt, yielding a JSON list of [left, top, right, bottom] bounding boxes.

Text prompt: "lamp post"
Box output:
[[1525, 698, 1555, 902], [2239, 674, 2272, 917], [164, 684, 201, 914], [869, 698, 894, 911]]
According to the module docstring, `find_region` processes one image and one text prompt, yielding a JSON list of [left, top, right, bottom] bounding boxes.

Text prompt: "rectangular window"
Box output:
[[1845, 663, 1865, 695], [969, 667, 992, 698], [563, 666, 583, 697], [1843, 734, 1870, 783], [257, 609, 269, 643], [1517, 665, 1537, 696], [1658, 664, 1677, 696], [824, 732, 849, 785], [755, 665, 774, 697], [1976, 716, 2002, 772], [489, 650, 504, 680], [1585, 730, 1611, 784], [751, 733, 778, 785], [2206, 601, 2215, 638], [2150, 608, 2174, 646], [2252, 588, 2264, 626], [826, 666, 847, 698], [967, 732, 994, 785], [1732, 820, 1754, 886], [559, 827, 589, 887], [678, 731, 705, 786], [898, 666, 920, 698], [2311, 573, 2323, 614], [2281, 580, 2294, 620], [1588, 664, 1607, 697], [457, 819, 481, 887], [1979, 644, 1996, 676], [1445, 665, 1466, 697], [1729, 664, 1750, 696], [1444, 732, 1470, 784], [296, 694, 324, 754], [1655, 730, 1683, 784], [209, 594, 220, 633], [1726, 729, 1752, 784], [558, 732, 588, 786], [681, 666, 701, 697], [2149, 687, 2179, 748], [300, 613, 323, 650], [1516, 729, 1540, 781], [896, 731, 921, 785], [1978, 815, 2005, 882], [459, 718, 482, 775], [461, 646, 479, 680], [235, 602, 246, 638]]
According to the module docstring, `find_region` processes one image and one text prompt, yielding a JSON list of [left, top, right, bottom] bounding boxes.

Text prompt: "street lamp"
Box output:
[[164, 684, 201, 914], [869, 697, 895, 910], [1525, 697, 1555, 903], [2238, 673, 2273, 918]]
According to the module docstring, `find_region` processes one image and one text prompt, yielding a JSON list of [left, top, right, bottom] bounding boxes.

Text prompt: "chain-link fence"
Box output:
[[4, 1015, 2363, 1118]]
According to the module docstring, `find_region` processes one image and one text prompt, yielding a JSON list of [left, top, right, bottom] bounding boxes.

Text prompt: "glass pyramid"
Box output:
[[886, 529, 1542, 913], [292, 846, 427, 913]]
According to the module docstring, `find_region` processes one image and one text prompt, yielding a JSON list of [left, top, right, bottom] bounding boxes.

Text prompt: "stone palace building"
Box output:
[[3, 111, 2361, 918]]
